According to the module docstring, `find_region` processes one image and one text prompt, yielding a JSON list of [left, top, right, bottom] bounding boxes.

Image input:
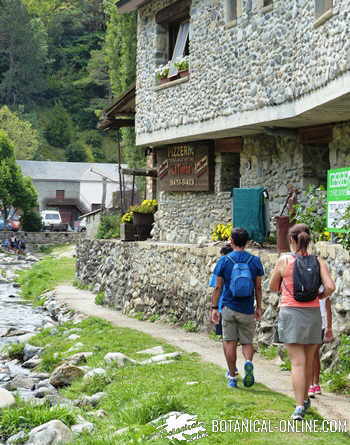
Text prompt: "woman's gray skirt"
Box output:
[[276, 307, 322, 344]]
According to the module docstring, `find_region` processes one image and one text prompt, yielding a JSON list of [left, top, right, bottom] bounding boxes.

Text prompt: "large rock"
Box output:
[[24, 420, 73, 445], [66, 352, 92, 366], [49, 364, 85, 388], [83, 368, 106, 380], [140, 352, 181, 365], [104, 352, 137, 367], [7, 431, 26, 444], [136, 346, 165, 356], [6, 375, 36, 391], [0, 388, 15, 408], [75, 392, 106, 408], [23, 344, 43, 362]]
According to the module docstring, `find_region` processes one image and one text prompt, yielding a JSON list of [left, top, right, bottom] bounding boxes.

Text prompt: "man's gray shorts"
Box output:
[[221, 306, 256, 344]]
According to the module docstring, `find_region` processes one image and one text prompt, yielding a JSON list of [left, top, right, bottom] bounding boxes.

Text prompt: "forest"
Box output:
[[0, 0, 142, 169]]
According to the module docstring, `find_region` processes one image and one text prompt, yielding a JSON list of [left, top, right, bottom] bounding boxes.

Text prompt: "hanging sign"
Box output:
[[327, 167, 350, 232], [157, 142, 214, 192]]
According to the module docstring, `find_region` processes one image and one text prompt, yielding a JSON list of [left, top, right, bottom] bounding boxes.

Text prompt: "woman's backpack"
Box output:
[[293, 254, 322, 302]]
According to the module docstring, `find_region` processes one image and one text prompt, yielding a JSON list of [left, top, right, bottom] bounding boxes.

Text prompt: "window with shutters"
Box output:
[[315, 0, 333, 19], [314, 0, 333, 26], [259, 0, 273, 12], [56, 190, 65, 200], [155, 0, 191, 84], [224, 0, 237, 23]]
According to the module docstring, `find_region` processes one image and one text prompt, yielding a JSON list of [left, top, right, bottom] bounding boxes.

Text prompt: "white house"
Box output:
[[17, 160, 132, 226]]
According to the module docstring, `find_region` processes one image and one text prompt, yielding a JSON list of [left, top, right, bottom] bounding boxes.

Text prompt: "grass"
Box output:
[[182, 320, 200, 333], [321, 335, 350, 394], [95, 292, 105, 306], [3, 316, 346, 445], [0, 399, 76, 441], [37, 243, 74, 255], [16, 256, 75, 305], [4, 343, 24, 361], [259, 345, 278, 360]]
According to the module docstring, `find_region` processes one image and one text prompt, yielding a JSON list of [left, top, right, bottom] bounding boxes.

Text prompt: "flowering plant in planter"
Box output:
[[174, 56, 189, 73], [121, 211, 133, 223], [130, 199, 158, 214], [155, 64, 170, 81]]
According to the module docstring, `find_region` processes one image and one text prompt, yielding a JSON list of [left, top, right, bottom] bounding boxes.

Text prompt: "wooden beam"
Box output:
[[122, 168, 158, 177], [156, 0, 190, 24], [215, 137, 242, 153], [299, 124, 334, 145], [98, 118, 135, 130]]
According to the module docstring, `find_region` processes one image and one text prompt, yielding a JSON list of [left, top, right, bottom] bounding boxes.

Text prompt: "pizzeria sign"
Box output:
[[157, 142, 214, 192]]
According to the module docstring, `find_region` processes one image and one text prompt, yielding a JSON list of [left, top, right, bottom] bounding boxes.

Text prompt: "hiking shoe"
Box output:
[[314, 385, 322, 395], [308, 385, 316, 398], [225, 368, 238, 378], [304, 398, 311, 411], [291, 406, 305, 421], [227, 378, 238, 388], [243, 361, 255, 387]]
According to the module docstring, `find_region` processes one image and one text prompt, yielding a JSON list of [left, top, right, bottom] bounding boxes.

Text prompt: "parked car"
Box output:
[[0, 218, 12, 231], [40, 210, 68, 232], [7, 215, 21, 232]]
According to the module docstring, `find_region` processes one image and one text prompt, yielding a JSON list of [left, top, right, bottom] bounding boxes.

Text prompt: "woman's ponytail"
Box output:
[[289, 224, 311, 253]]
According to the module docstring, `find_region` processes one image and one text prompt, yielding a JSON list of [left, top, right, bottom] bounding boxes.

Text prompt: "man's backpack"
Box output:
[[292, 254, 321, 302], [227, 254, 254, 298]]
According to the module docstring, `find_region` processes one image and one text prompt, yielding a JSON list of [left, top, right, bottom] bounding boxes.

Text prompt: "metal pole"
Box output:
[[116, 130, 124, 214], [131, 175, 135, 206], [101, 178, 107, 211]]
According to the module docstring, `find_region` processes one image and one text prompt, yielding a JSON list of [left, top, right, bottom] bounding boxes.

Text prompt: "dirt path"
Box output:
[[55, 284, 349, 426]]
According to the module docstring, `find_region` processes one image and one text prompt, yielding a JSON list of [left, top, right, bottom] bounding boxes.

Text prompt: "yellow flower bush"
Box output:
[[211, 223, 233, 241], [121, 212, 133, 223], [121, 200, 158, 222]]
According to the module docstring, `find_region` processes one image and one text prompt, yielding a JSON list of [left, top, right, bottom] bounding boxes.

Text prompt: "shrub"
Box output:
[[21, 209, 43, 232], [211, 223, 233, 241], [95, 292, 105, 305], [96, 213, 120, 239], [293, 185, 327, 241]]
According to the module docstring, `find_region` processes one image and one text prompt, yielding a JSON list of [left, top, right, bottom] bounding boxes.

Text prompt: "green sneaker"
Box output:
[[243, 361, 255, 387], [292, 406, 305, 421]]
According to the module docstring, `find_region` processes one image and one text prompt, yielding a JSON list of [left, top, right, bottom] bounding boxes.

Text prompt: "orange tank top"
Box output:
[[280, 255, 320, 308]]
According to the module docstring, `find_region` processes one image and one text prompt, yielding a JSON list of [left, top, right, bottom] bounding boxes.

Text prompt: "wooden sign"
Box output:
[[157, 142, 214, 192]]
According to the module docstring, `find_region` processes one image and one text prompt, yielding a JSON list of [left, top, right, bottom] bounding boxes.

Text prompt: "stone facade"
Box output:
[[136, 0, 350, 139], [76, 239, 350, 371]]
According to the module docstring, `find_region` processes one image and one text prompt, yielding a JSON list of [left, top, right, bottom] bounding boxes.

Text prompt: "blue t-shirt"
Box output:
[[214, 251, 264, 315]]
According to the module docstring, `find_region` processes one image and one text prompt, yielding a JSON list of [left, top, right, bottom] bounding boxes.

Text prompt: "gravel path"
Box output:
[[55, 284, 350, 426]]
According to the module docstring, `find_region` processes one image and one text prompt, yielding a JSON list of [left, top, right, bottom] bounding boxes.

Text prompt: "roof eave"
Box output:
[[116, 0, 150, 13]]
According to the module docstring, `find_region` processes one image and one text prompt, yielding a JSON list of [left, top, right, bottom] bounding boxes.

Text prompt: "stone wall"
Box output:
[[329, 122, 350, 169], [77, 239, 350, 369], [151, 191, 231, 243], [0, 231, 85, 246], [136, 0, 350, 139]]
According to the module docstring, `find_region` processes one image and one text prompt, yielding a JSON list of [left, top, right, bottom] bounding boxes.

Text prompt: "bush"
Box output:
[[5, 343, 24, 361], [95, 292, 105, 305], [96, 213, 120, 239], [21, 209, 43, 232], [182, 321, 199, 333]]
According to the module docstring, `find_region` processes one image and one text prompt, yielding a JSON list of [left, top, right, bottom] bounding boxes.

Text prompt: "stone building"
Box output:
[[116, 0, 350, 243]]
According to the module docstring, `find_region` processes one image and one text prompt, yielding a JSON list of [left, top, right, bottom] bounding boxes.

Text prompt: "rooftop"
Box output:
[[17, 160, 128, 183]]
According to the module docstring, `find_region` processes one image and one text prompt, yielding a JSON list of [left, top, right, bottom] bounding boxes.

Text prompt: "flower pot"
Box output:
[[169, 73, 179, 81], [120, 223, 137, 241], [133, 212, 154, 226], [179, 69, 189, 78]]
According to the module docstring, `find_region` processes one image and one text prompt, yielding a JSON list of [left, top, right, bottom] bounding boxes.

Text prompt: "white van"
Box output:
[[41, 210, 65, 231]]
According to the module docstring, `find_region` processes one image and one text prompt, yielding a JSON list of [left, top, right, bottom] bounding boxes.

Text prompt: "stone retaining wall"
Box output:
[[77, 239, 350, 370], [0, 231, 85, 246]]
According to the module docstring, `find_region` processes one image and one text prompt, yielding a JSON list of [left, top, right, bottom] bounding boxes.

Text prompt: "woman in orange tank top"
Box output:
[[269, 224, 335, 421]]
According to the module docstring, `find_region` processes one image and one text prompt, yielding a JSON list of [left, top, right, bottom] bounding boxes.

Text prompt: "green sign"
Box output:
[[327, 167, 350, 232]]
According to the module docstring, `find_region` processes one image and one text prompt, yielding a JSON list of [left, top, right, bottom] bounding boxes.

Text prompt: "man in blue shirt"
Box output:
[[211, 228, 264, 388]]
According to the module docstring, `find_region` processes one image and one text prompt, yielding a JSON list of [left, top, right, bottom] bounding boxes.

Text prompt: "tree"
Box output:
[[0, 0, 47, 105], [0, 106, 40, 159], [44, 103, 74, 148], [66, 142, 88, 162], [0, 130, 38, 219], [21, 209, 43, 231]]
